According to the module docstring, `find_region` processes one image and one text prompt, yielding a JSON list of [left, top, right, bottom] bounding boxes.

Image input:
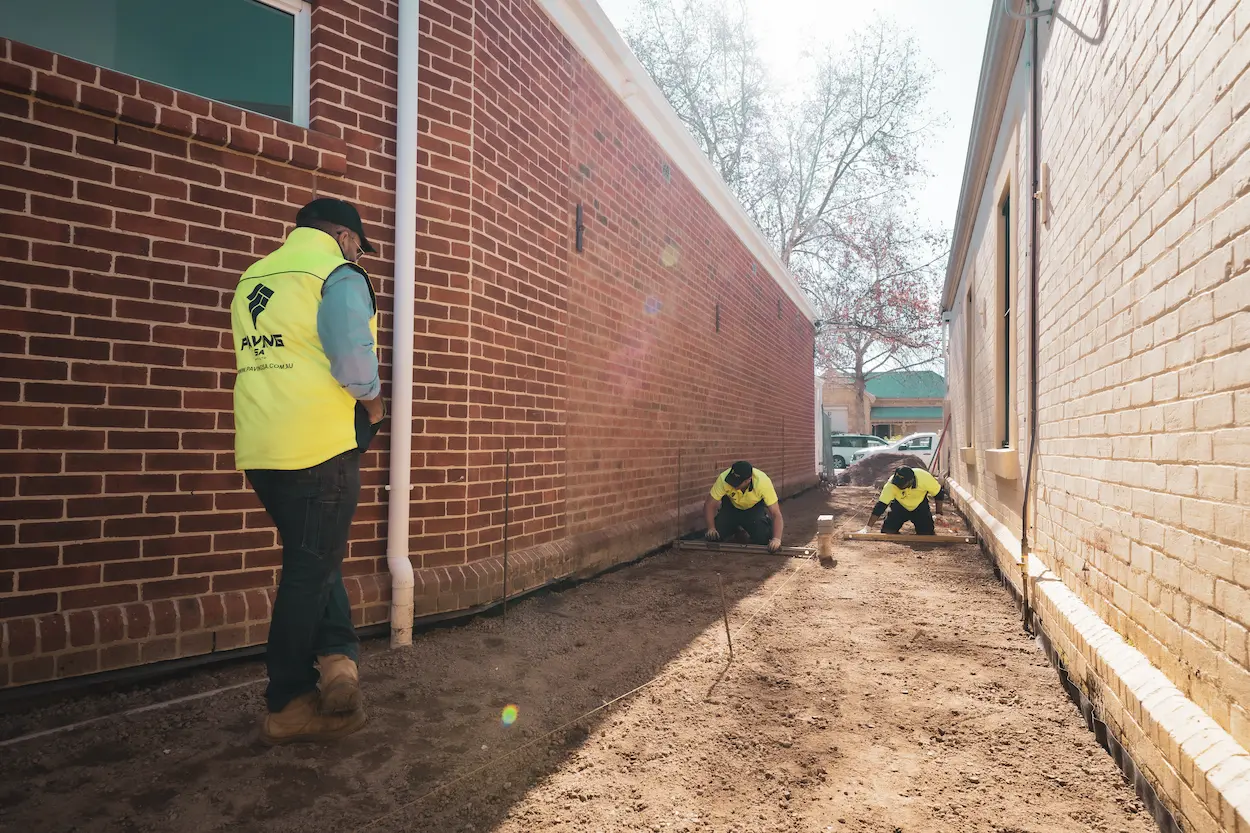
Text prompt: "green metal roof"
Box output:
[[869, 406, 943, 420], [864, 371, 946, 399]]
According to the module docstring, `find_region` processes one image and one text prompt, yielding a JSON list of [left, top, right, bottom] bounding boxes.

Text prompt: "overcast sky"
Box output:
[[595, 0, 994, 235]]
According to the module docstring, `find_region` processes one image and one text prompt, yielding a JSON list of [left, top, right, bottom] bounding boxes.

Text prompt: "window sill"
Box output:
[[960, 446, 976, 465], [1, 39, 348, 176], [984, 448, 1020, 480]]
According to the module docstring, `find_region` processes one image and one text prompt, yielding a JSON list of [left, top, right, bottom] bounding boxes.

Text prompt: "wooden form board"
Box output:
[[844, 532, 975, 544], [673, 539, 815, 558]]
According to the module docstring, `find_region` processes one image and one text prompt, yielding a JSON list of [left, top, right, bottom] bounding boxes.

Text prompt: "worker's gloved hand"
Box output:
[[768, 537, 782, 553], [705, 528, 721, 542]]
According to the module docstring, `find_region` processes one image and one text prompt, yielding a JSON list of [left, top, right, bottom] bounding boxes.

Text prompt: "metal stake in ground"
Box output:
[[717, 573, 733, 661], [503, 447, 511, 626], [781, 416, 785, 496], [676, 448, 682, 542]]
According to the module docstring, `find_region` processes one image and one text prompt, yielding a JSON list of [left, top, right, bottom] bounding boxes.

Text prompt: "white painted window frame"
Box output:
[[253, 0, 312, 127]]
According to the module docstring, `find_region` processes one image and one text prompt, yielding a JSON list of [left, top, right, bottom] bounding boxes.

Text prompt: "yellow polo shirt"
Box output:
[[710, 468, 778, 510], [877, 469, 942, 511]]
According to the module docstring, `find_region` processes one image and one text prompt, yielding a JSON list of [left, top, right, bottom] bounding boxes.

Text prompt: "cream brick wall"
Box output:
[[948, 35, 1031, 536], [948, 0, 1250, 828], [820, 376, 873, 434]]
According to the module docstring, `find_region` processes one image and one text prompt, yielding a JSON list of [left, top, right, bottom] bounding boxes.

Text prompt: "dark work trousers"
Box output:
[[881, 498, 936, 535], [714, 497, 774, 545], [247, 449, 362, 713]]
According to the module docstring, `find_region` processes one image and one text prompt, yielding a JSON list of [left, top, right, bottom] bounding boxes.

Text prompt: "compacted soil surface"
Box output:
[[0, 487, 1154, 833]]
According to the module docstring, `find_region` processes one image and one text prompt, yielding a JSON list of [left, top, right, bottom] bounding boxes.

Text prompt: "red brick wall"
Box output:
[[0, 1, 400, 688], [409, 0, 574, 570], [565, 52, 816, 534], [0, 0, 815, 690]]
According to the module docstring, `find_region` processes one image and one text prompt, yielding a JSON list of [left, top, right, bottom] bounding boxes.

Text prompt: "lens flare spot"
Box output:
[[645, 296, 662, 315], [661, 244, 680, 267], [501, 704, 519, 726]]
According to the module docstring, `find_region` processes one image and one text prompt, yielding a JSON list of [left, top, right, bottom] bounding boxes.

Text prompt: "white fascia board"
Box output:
[[535, 0, 818, 324]]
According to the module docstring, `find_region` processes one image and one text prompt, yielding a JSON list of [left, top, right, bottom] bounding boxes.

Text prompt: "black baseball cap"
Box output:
[[726, 461, 753, 488], [892, 467, 916, 488], [296, 198, 376, 254]]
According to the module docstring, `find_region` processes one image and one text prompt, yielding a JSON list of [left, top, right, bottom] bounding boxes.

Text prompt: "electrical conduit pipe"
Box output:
[[1019, 0, 1046, 632], [386, 0, 420, 648]]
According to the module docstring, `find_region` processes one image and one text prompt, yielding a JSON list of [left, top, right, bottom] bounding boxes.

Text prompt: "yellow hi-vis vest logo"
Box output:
[[230, 227, 378, 471], [247, 283, 274, 326]]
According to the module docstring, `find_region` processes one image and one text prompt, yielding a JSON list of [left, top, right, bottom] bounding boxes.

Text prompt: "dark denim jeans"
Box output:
[[247, 449, 361, 713], [881, 497, 935, 535], [714, 497, 773, 545]]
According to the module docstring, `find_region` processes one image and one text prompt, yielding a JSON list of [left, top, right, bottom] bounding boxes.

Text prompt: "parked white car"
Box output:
[[851, 432, 938, 468], [828, 433, 889, 469]]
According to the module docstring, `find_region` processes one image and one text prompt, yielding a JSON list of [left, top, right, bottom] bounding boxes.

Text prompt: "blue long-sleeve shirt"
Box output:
[[317, 265, 380, 400]]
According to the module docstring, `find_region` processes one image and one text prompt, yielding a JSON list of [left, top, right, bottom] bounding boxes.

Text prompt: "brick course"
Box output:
[[0, 0, 815, 689]]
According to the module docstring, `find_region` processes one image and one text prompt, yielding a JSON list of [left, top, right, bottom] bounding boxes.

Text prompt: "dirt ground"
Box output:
[[0, 487, 1156, 833]]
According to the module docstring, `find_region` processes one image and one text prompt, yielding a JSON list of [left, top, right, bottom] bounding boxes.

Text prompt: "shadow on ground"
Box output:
[[0, 490, 839, 833]]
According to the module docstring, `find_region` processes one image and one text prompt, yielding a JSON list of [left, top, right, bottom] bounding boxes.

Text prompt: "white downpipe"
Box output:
[[386, 0, 419, 648], [814, 375, 823, 472]]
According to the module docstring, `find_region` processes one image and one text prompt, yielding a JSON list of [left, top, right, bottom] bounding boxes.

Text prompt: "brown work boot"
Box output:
[[317, 653, 362, 714], [260, 692, 366, 746]]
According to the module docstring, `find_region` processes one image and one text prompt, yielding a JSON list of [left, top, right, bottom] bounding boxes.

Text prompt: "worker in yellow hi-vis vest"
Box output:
[[703, 461, 786, 553], [231, 198, 385, 746], [868, 466, 947, 535]]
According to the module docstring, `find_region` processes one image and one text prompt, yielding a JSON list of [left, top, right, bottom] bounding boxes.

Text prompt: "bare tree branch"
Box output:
[[625, 1, 949, 416]]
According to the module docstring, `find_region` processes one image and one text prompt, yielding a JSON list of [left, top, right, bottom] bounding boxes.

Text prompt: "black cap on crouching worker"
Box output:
[[891, 467, 916, 488], [727, 461, 753, 488], [296, 198, 376, 254]]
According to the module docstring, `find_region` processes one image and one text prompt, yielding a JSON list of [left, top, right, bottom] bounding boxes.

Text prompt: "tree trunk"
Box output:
[[853, 352, 868, 435]]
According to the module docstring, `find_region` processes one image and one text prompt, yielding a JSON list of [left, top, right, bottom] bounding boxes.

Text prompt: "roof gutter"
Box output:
[[940, 7, 1026, 312]]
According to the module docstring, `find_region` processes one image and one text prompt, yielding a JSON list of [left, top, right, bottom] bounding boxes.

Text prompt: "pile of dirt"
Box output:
[[836, 451, 929, 487]]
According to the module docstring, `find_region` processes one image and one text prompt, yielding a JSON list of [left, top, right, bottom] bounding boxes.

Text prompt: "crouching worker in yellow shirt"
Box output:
[[869, 466, 947, 535], [703, 461, 785, 553]]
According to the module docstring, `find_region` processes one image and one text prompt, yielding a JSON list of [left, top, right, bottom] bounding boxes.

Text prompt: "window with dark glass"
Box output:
[[1, 0, 308, 124]]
